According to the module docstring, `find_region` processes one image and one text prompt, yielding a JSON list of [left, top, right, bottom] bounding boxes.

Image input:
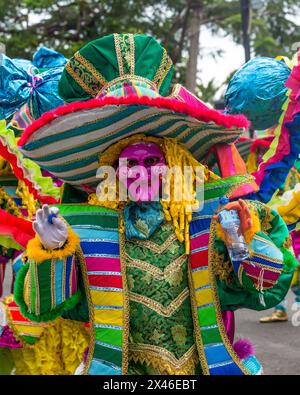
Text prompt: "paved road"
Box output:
[[235, 291, 300, 375]]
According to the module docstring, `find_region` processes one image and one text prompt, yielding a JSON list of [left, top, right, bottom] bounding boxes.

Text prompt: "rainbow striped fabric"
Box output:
[[189, 180, 250, 375], [5, 298, 49, 344], [23, 255, 78, 317], [57, 204, 125, 375]]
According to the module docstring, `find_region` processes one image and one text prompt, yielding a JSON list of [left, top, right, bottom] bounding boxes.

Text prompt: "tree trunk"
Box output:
[[185, 1, 202, 93], [240, 0, 251, 62]]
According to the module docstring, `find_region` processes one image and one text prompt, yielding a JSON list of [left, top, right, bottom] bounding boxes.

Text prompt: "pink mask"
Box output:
[[117, 142, 166, 202]]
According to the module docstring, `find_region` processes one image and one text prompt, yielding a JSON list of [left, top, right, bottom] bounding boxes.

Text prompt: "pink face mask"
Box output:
[[117, 142, 166, 202]]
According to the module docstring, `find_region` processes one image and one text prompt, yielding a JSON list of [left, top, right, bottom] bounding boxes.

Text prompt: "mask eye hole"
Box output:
[[127, 159, 139, 167], [144, 156, 160, 167]]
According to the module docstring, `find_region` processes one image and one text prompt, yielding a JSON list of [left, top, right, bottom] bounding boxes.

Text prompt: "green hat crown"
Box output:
[[59, 33, 174, 103]]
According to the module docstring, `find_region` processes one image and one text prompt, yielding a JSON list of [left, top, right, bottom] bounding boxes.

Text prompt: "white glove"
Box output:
[[33, 204, 68, 250]]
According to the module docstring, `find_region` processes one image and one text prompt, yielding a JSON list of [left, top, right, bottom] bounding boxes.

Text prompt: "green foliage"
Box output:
[[196, 78, 221, 104], [220, 0, 300, 58]]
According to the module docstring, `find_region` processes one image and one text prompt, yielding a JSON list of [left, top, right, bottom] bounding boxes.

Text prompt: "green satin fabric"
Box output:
[[125, 222, 197, 374]]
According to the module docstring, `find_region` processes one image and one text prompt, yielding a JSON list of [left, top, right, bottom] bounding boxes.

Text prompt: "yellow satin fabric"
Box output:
[[11, 318, 89, 375], [277, 191, 300, 225]]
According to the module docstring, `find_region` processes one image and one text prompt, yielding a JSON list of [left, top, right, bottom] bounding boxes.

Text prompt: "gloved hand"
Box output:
[[33, 204, 68, 250]]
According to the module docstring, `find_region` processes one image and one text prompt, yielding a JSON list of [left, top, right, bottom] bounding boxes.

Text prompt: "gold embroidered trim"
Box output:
[[98, 74, 158, 95], [246, 272, 278, 286], [250, 252, 283, 265], [51, 258, 55, 309], [129, 288, 189, 317], [125, 252, 187, 280], [129, 343, 197, 374], [46, 109, 174, 160], [238, 264, 244, 286], [208, 218, 250, 375], [65, 62, 97, 97], [74, 52, 107, 87], [24, 270, 31, 313], [33, 262, 40, 315], [119, 215, 130, 375], [129, 34, 135, 75], [0, 186, 22, 218], [210, 249, 233, 283], [2, 295, 35, 349], [283, 237, 292, 250], [128, 233, 177, 254], [153, 48, 173, 89], [253, 234, 278, 248], [260, 205, 274, 233], [114, 33, 124, 76]]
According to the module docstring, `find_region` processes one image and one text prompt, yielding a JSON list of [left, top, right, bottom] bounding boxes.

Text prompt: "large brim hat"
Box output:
[[18, 33, 249, 188]]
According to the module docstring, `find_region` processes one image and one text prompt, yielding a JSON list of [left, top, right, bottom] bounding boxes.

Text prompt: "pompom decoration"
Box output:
[[225, 57, 291, 130], [233, 338, 255, 360]]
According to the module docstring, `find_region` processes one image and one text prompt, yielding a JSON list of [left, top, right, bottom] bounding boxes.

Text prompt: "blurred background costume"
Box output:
[[0, 34, 297, 375], [225, 52, 300, 323], [0, 47, 64, 299]]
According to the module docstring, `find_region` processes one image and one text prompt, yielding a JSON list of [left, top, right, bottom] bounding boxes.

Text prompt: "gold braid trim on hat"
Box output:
[[88, 134, 220, 254]]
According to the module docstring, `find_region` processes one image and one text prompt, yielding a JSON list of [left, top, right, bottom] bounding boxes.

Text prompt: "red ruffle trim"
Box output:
[[0, 209, 35, 249]]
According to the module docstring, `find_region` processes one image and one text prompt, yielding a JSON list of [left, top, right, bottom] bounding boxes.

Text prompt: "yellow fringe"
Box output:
[[11, 318, 89, 375], [26, 226, 80, 264], [92, 134, 220, 254]]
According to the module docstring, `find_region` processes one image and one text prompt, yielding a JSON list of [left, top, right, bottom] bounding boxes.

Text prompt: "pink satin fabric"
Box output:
[[222, 310, 235, 344]]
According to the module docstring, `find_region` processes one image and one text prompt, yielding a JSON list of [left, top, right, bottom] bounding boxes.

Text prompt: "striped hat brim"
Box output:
[[235, 137, 253, 161], [19, 96, 249, 187]]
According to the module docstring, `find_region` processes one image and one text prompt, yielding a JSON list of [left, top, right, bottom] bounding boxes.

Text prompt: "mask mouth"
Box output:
[[128, 183, 160, 203]]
